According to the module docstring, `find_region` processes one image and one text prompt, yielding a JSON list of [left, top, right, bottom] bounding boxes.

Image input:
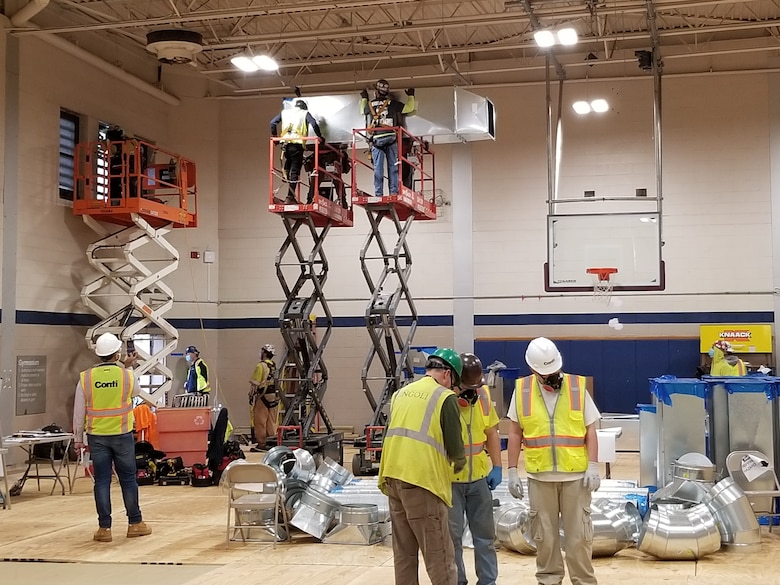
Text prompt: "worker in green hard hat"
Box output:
[[379, 347, 465, 585]]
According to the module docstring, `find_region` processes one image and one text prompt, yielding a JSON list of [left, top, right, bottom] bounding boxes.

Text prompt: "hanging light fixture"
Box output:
[[252, 55, 279, 71], [572, 99, 610, 115], [230, 52, 279, 73], [231, 55, 258, 72], [590, 98, 609, 113], [572, 101, 592, 115], [556, 28, 578, 46], [533, 30, 556, 48]]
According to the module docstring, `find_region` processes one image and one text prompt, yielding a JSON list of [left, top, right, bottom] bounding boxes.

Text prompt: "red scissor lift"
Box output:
[[73, 139, 198, 404], [267, 137, 354, 464], [350, 127, 436, 475]]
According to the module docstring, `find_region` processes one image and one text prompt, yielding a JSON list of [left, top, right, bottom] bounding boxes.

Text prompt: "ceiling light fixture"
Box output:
[[231, 55, 258, 72], [556, 28, 578, 46], [230, 53, 279, 73], [252, 55, 279, 71], [533, 30, 556, 48], [572, 99, 609, 115]]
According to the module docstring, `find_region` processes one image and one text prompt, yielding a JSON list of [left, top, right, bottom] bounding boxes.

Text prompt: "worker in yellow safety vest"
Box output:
[[448, 353, 502, 585], [73, 332, 154, 543], [709, 340, 747, 376], [506, 337, 601, 585], [379, 347, 466, 585], [184, 345, 211, 400], [249, 343, 279, 452], [270, 99, 324, 204]]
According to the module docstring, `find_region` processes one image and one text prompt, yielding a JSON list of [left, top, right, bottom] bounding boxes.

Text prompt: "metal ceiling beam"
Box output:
[[16, 0, 760, 36]]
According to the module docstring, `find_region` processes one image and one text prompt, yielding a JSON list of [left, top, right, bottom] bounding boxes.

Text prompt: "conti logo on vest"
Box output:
[[95, 380, 119, 388]]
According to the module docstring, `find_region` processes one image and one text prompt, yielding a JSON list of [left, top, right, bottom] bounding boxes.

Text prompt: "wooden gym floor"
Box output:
[[2, 449, 780, 585]]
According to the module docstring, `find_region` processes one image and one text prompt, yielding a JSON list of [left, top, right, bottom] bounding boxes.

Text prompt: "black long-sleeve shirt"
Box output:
[[269, 111, 323, 139]]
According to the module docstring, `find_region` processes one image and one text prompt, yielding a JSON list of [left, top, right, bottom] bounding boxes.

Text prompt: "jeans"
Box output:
[[371, 139, 399, 196], [448, 479, 498, 585], [88, 432, 142, 528]]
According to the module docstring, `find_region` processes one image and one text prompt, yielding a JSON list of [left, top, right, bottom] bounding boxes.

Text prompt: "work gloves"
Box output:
[[508, 467, 524, 499], [486, 466, 502, 491], [405, 88, 415, 96], [360, 89, 369, 99], [584, 461, 601, 492]]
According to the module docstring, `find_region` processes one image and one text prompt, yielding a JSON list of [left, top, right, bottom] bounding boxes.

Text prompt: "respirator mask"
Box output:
[[457, 387, 479, 408], [539, 371, 563, 392]]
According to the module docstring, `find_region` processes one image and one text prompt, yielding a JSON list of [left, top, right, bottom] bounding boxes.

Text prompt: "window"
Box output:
[[58, 109, 80, 201], [132, 333, 169, 403]]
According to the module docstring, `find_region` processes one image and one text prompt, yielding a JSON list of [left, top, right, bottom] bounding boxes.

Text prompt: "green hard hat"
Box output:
[[428, 348, 463, 385]]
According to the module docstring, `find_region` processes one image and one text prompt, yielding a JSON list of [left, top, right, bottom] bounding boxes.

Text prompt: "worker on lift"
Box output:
[[360, 79, 416, 197], [304, 144, 352, 208], [270, 99, 324, 205], [184, 345, 211, 401]]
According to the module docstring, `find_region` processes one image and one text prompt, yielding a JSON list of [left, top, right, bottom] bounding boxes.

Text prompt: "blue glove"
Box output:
[[486, 466, 503, 491]]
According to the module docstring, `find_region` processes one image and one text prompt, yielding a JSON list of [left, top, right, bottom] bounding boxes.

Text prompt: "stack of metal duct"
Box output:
[[494, 497, 643, 558], [640, 452, 761, 558], [637, 502, 722, 559], [323, 503, 383, 545]]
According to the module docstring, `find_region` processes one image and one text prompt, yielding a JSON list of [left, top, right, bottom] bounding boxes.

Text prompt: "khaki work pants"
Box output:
[[252, 398, 278, 448], [528, 478, 597, 585], [386, 478, 457, 585]]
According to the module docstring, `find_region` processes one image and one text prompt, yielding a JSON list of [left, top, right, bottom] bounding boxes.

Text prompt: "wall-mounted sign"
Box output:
[[699, 324, 772, 353], [16, 355, 47, 416]]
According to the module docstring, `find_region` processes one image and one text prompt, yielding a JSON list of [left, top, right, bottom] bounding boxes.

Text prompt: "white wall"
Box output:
[[2, 34, 776, 433]]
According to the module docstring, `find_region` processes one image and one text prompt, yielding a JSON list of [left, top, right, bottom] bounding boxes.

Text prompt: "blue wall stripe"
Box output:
[[8, 310, 773, 328], [474, 312, 773, 326]]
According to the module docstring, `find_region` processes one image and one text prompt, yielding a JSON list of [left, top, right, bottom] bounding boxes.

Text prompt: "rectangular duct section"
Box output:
[[298, 87, 495, 145]]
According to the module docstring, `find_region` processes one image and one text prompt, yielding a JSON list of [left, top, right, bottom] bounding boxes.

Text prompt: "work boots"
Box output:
[[93, 527, 112, 542], [127, 521, 152, 538]]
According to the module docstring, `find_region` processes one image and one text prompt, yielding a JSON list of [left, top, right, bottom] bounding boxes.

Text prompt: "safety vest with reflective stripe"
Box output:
[[280, 108, 309, 144], [191, 358, 211, 393], [453, 385, 496, 483], [80, 363, 134, 436], [516, 374, 588, 474], [378, 376, 455, 506]]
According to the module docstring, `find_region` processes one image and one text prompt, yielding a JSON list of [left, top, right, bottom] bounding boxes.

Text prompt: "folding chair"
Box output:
[[725, 450, 780, 532], [224, 462, 289, 546]]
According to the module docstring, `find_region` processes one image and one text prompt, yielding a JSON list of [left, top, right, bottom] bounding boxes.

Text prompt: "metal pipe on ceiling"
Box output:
[[10, 0, 49, 27]]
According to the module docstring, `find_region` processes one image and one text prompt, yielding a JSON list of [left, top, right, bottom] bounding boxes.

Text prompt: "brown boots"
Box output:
[[127, 521, 152, 538], [93, 522, 152, 542]]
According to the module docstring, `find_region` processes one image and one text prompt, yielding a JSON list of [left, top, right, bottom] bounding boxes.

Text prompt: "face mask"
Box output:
[[539, 372, 563, 392], [457, 388, 478, 408], [185, 354, 192, 363], [708, 348, 715, 358]]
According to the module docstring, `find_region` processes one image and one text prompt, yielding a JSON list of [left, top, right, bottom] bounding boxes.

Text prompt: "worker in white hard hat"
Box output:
[[709, 340, 747, 376], [72, 332, 154, 543], [248, 343, 279, 452], [506, 337, 601, 585]]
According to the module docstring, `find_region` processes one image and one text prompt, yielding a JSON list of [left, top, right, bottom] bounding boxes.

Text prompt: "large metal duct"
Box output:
[[637, 503, 722, 560], [588, 500, 644, 558], [494, 501, 537, 555], [702, 477, 762, 553]]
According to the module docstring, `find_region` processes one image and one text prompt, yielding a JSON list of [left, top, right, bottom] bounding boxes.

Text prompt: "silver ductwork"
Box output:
[[295, 87, 495, 145], [702, 477, 762, 553], [323, 503, 383, 545], [637, 503, 722, 560], [494, 501, 537, 555], [587, 500, 644, 558]]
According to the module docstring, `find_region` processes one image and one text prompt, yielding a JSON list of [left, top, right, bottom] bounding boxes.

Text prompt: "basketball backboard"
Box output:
[[545, 212, 664, 291]]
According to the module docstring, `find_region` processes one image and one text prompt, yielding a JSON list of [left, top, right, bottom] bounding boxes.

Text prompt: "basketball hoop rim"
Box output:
[[586, 267, 618, 282]]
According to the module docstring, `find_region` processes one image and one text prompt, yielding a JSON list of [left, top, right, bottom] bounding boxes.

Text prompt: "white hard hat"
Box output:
[[262, 343, 276, 357], [525, 337, 563, 375], [95, 332, 122, 357]]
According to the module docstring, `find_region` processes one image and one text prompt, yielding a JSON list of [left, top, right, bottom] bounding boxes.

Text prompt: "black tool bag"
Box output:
[[33, 424, 68, 460]]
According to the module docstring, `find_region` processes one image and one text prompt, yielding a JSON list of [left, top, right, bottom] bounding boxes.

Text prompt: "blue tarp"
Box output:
[[649, 376, 708, 405], [703, 375, 780, 400]]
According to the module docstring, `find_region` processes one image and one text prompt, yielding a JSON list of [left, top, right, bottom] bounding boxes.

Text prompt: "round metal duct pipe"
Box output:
[[702, 477, 762, 552], [588, 500, 644, 558], [494, 502, 536, 555], [638, 503, 722, 560], [263, 446, 297, 477]]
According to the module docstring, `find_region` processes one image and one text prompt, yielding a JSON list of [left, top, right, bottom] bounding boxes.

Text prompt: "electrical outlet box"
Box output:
[[203, 250, 216, 264]]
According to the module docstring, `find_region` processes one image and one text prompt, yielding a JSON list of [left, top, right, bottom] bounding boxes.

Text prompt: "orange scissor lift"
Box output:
[[73, 138, 198, 405], [267, 137, 353, 464], [350, 127, 436, 475]]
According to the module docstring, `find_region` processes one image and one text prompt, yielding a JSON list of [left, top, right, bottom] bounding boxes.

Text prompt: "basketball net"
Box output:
[[586, 268, 617, 304]]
